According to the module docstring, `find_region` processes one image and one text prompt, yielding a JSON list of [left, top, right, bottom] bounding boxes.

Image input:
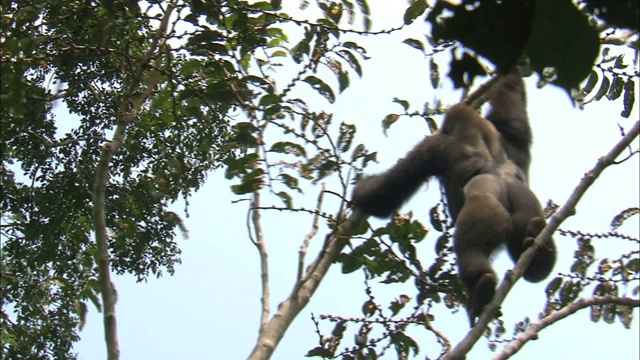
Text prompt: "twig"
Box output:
[[493, 296, 640, 359]]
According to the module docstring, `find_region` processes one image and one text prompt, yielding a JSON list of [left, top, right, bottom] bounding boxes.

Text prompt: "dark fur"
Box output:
[[351, 69, 556, 324]]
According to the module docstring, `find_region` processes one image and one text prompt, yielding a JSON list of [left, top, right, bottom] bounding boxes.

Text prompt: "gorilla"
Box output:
[[351, 68, 556, 324]]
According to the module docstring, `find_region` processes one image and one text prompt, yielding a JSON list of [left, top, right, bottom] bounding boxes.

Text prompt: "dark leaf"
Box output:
[[279, 173, 302, 192], [402, 38, 425, 53], [593, 74, 611, 101], [270, 141, 307, 157], [403, 0, 428, 25], [621, 79, 635, 118], [303, 76, 336, 103], [545, 277, 562, 297], [382, 113, 400, 134], [337, 122, 356, 153], [392, 98, 410, 112], [276, 191, 292, 208], [606, 76, 625, 101]]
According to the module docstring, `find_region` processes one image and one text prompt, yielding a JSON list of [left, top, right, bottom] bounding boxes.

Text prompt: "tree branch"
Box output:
[[444, 120, 639, 360], [252, 189, 271, 334], [298, 184, 326, 282], [247, 209, 367, 360], [493, 296, 640, 359], [92, 4, 174, 360]]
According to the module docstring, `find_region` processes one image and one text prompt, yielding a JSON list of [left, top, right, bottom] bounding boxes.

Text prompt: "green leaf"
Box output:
[[390, 330, 419, 356], [259, 94, 282, 106], [341, 253, 363, 273], [232, 122, 259, 148], [279, 173, 302, 192], [337, 49, 363, 76], [434, 234, 449, 256], [276, 191, 292, 208], [388, 298, 406, 316], [231, 169, 265, 194], [270, 141, 306, 157], [270, 50, 287, 57], [325, 2, 343, 24], [356, 0, 371, 31], [626, 258, 640, 272], [337, 122, 355, 153], [392, 98, 410, 111], [270, 0, 282, 10], [224, 153, 260, 179], [303, 76, 336, 103], [527, 0, 600, 90], [402, 38, 425, 53], [306, 347, 333, 358], [337, 69, 350, 92], [291, 38, 310, 63], [362, 299, 376, 317], [403, 0, 428, 25], [331, 320, 347, 337], [382, 113, 400, 134], [350, 143, 366, 162], [342, 41, 369, 59]]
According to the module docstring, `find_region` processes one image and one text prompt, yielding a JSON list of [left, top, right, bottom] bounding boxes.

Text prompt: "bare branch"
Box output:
[[298, 184, 326, 282], [493, 296, 640, 359], [248, 210, 366, 360], [252, 190, 271, 333]]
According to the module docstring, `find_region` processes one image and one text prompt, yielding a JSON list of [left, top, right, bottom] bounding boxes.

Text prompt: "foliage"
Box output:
[[0, 0, 340, 357]]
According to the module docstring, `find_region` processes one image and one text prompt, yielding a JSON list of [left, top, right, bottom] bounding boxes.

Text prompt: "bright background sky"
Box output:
[[72, 2, 639, 359]]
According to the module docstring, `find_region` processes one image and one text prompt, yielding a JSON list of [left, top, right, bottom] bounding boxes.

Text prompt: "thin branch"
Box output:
[[26, 129, 108, 148], [252, 190, 271, 333], [424, 318, 452, 359], [298, 184, 326, 283], [444, 120, 640, 360], [493, 296, 640, 359]]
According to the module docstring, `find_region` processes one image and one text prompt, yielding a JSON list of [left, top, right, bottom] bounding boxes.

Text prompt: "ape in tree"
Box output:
[[351, 69, 556, 323]]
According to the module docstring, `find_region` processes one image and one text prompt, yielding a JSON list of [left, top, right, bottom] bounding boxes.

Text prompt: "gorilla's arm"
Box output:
[[351, 134, 451, 218], [485, 69, 532, 175]]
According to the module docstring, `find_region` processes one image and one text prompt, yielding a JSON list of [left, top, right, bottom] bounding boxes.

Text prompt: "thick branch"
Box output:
[[247, 210, 367, 360], [252, 190, 271, 333], [91, 4, 173, 360], [494, 296, 640, 359], [445, 120, 639, 360]]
